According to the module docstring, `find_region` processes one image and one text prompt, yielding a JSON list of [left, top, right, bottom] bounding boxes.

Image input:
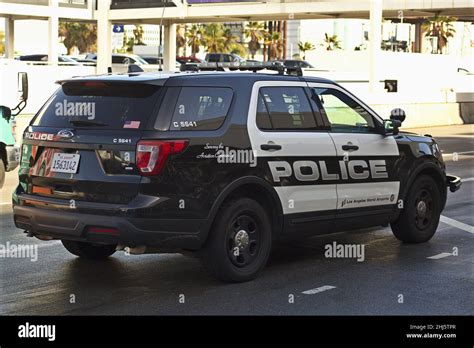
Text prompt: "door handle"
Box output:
[[261, 144, 282, 151], [342, 144, 359, 151]]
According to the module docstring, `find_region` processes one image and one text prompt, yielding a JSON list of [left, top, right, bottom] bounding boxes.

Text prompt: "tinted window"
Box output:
[[170, 87, 233, 131], [256, 93, 272, 130], [32, 82, 161, 130], [207, 54, 219, 62], [313, 87, 375, 133], [259, 87, 317, 130], [112, 56, 126, 64]]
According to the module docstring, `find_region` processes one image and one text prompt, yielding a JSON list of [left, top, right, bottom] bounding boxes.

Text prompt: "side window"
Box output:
[[256, 93, 272, 130], [259, 87, 317, 130], [313, 87, 376, 133], [170, 87, 233, 131], [112, 56, 125, 64], [207, 54, 219, 62]]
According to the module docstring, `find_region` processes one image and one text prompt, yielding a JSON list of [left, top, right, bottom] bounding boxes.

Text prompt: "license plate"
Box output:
[[51, 153, 80, 174]]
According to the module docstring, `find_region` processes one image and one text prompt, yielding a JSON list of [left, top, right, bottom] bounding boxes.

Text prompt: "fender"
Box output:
[[202, 176, 284, 242], [398, 159, 447, 211]]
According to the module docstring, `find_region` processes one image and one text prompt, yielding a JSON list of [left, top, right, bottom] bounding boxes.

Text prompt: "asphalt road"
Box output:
[[0, 124, 473, 315]]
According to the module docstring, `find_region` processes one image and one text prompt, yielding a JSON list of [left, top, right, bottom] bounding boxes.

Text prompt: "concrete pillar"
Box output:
[[369, 0, 383, 93], [48, 0, 59, 65], [5, 17, 15, 59], [163, 23, 176, 72], [97, 0, 112, 74]]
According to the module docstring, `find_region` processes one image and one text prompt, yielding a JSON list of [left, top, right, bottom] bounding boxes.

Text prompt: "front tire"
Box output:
[[201, 198, 272, 282], [391, 175, 442, 243], [62, 240, 116, 260]]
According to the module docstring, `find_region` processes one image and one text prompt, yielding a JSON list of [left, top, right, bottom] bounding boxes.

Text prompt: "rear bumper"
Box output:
[[5, 145, 20, 171], [447, 174, 462, 193], [13, 193, 207, 251]]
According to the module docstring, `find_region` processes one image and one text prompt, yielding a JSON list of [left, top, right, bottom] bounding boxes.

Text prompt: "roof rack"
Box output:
[[179, 61, 303, 76]]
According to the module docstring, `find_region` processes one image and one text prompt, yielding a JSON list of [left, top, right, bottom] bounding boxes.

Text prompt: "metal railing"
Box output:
[[2, 0, 88, 7]]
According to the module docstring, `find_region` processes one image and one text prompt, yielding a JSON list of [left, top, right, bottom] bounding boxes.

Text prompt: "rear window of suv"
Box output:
[[155, 87, 233, 131], [32, 82, 161, 130]]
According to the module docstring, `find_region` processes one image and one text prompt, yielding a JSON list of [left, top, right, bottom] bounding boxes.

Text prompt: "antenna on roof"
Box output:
[[158, 0, 167, 71]]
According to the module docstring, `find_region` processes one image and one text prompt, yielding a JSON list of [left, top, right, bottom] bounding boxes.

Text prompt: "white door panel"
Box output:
[[247, 81, 338, 214], [330, 133, 399, 157], [307, 82, 400, 210], [275, 184, 337, 214], [337, 182, 400, 210]]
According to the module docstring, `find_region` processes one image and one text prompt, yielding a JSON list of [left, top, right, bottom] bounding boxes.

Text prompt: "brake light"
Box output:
[[136, 140, 188, 176]]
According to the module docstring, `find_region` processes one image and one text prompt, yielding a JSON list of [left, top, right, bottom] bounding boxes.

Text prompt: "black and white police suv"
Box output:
[[13, 66, 461, 282]]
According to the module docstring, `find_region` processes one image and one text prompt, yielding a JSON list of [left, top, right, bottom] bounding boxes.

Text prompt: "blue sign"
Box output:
[[113, 25, 124, 33]]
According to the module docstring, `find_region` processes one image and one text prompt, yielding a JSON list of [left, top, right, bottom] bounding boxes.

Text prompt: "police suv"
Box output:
[[13, 65, 461, 282]]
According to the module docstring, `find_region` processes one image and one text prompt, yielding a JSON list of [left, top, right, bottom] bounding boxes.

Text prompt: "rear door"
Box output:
[[307, 82, 400, 216], [19, 80, 162, 205], [247, 81, 338, 228]]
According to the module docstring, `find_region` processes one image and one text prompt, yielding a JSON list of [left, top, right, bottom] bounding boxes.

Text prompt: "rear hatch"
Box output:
[[19, 80, 162, 205]]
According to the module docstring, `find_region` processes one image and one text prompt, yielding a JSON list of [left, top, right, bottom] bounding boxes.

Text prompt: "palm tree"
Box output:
[[59, 22, 97, 54], [0, 31, 5, 56], [422, 15, 456, 54], [223, 27, 237, 52], [202, 23, 226, 53], [176, 24, 186, 56], [265, 31, 284, 60], [133, 25, 145, 46], [322, 33, 341, 51], [244, 22, 266, 59], [297, 41, 315, 60], [187, 24, 204, 57]]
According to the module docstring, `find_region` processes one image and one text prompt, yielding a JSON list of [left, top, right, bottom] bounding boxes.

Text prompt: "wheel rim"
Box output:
[[414, 188, 434, 230], [226, 214, 260, 267]]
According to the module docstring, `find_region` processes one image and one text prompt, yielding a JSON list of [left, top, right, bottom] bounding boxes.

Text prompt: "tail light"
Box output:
[[136, 140, 188, 176]]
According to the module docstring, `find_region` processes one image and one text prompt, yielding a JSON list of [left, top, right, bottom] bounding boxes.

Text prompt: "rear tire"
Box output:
[[201, 198, 272, 282], [0, 158, 6, 189], [62, 240, 116, 260], [391, 175, 441, 243]]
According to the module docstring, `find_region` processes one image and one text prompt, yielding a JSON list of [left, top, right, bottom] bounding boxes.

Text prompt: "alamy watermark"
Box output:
[[197, 143, 257, 167], [324, 241, 365, 262], [55, 100, 96, 120], [0, 242, 38, 262]]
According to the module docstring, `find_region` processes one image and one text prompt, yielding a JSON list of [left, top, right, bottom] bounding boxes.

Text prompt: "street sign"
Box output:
[[112, 25, 125, 50], [113, 25, 124, 34]]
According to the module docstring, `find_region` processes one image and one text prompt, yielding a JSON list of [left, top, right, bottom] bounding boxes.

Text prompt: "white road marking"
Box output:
[[37, 241, 63, 248], [302, 285, 336, 295], [442, 150, 474, 158], [462, 177, 474, 182], [440, 215, 474, 234], [427, 252, 453, 260]]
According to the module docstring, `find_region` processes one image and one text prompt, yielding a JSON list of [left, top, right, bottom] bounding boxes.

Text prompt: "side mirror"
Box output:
[[18, 72, 29, 102], [0, 106, 12, 122], [384, 119, 402, 136], [390, 108, 406, 123]]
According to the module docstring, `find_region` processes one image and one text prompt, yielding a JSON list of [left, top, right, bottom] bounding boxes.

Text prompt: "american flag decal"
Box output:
[[124, 121, 140, 129]]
